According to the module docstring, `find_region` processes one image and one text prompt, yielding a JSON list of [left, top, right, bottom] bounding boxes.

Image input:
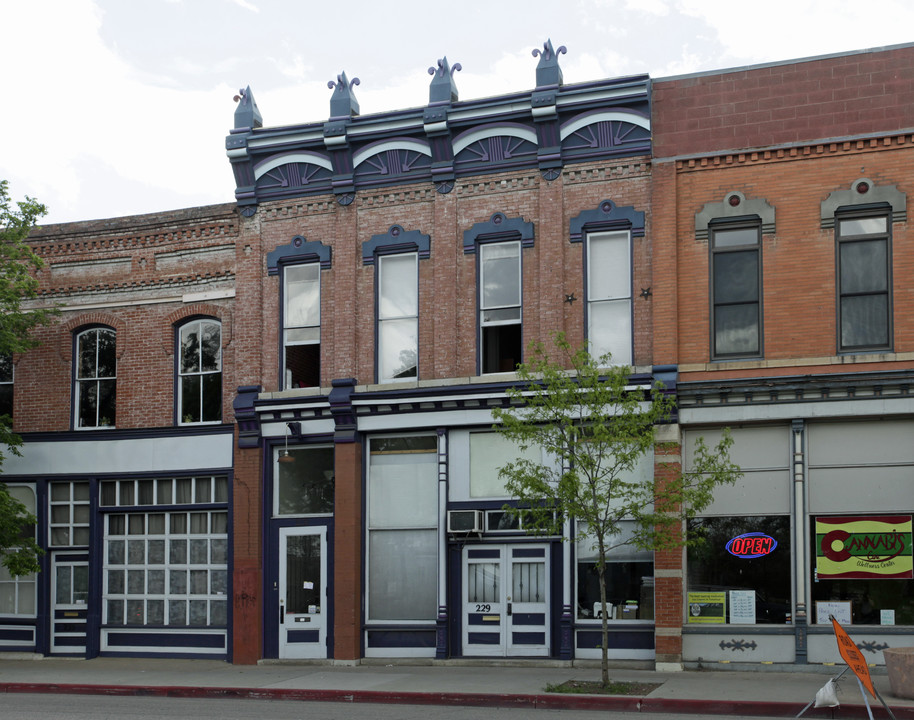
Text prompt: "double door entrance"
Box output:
[[462, 544, 550, 657]]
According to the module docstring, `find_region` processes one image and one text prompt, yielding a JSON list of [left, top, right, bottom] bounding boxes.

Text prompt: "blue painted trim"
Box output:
[[0, 628, 34, 642], [467, 549, 500, 559], [512, 613, 546, 625], [104, 631, 226, 648], [463, 213, 534, 255], [366, 629, 436, 648], [286, 629, 320, 643], [467, 632, 500, 644], [512, 547, 545, 558], [575, 628, 654, 650], [569, 199, 645, 241], [266, 237, 332, 276], [511, 632, 546, 644], [361, 225, 430, 265]]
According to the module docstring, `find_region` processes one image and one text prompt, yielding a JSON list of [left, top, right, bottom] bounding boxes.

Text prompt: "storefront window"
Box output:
[[811, 515, 914, 625], [687, 516, 791, 624], [576, 522, 654, 621]]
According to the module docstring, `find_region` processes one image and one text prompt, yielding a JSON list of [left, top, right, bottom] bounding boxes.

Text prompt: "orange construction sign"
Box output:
[[831, 617, 877, 700]]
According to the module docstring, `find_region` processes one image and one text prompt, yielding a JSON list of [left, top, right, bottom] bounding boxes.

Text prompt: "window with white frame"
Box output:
[[711, 222, 762, 358], [75, 327, 116, 429], [0, 485, 37, 617], [49, 481, 90, 547], [377, 253, 418, 382], [479, 241, 522, 374], [100, 476, 228, 627], [178, 319, 222, 424], [837, 213, 891, 352], [586, 230, 632, 365], [367, 436, 437, 622], [283, 263, 321, 389], [469, 431, 541, 498], [0, 354, 12, 418]]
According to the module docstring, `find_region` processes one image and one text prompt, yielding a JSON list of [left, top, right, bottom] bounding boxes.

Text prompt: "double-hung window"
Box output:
[[377, 253, 418, 382], [586, 231, 632, 365], [479, 241, 522, 374], [283, 264, 321, 389], [711, 223, 762, 358], [0, 354, 12, 418], [75, 327, 116, 429], [837, 213, 891, 352], [178, 319, 222, 424]]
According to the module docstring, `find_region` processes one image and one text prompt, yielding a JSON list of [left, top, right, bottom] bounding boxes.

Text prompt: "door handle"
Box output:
[[279, 601, 284, 624], [507, 602, 512, 616]]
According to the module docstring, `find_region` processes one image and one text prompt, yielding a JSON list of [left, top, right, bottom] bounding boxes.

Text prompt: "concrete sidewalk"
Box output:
[[0, 657, 911, 718]]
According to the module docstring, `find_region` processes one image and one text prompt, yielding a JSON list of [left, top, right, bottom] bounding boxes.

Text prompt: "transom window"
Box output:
[[75, 327, 116, 429], [273, 445, 334, 516], [0, 354, 12, 418], [178, 319, 222, 424], [49, 481, 90, 547], [586, 230, 632, 365], [837, 213, 891, 352], [479, 241, 522, 374], [377, 253, 418, 382], [711, 223, 762, 358], [283, 263, 321, 389]]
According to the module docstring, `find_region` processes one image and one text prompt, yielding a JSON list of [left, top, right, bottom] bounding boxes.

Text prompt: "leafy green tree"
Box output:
[[492, 334, 741, 686], [0, 180, 54, 576]]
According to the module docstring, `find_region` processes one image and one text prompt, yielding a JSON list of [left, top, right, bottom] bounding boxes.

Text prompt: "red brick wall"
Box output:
[[653, 45, 914, 160], [20, 205, 239, 433], [241, 157, 653, 392], [654, 140, 914, 379]]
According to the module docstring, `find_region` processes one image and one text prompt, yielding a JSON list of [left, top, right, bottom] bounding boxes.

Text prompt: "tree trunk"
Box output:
[[597, 537, 609, 687]]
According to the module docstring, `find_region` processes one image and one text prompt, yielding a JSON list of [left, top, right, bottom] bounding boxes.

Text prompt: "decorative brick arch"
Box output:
[[58, 313, 126, 363], [162, 304, 233, 356]]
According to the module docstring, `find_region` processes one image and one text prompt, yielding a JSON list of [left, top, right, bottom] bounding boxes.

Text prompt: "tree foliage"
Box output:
[[0, 180, 52, 576], [492, 334, 741, 684]]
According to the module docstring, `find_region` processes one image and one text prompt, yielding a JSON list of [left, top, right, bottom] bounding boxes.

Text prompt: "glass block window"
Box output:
[[104, 509, 228, 627]]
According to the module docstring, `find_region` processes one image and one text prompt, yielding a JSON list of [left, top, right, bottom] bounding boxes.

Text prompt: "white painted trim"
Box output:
[[560, 111, 650, 140], [352, 139, 432, 168], [452, 126, 539, 156], [254, 152, 333, 179]]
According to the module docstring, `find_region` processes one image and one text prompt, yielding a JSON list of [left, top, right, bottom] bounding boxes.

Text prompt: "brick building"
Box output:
[[651, 43, 914, 666], [2, 41, 913, 668]]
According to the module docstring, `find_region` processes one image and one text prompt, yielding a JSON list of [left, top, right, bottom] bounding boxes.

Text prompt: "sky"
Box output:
[[2, 0, 914, 226]]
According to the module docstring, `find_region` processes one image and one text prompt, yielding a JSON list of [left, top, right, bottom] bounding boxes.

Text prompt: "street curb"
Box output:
[[0, 682, 911, 718]]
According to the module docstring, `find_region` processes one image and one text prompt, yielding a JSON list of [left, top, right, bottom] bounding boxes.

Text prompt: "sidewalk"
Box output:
[[0, 656, 912, 718]]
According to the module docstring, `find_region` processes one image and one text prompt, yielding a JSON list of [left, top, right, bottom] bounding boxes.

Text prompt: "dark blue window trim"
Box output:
[[569, 199, 644, 242], [362, 225, 430, 265], [267, 236, 332, 275], [463, 213, 534, 254]]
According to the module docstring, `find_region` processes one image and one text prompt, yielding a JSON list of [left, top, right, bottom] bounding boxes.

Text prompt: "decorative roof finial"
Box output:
[[232, 86, 263, 130], [428, 56, 462, 105], [328, 72, 361, 118], [532, 39, 566, 89]]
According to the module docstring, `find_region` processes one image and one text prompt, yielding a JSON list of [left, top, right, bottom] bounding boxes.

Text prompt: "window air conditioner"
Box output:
[[447, 510, 484, 534]]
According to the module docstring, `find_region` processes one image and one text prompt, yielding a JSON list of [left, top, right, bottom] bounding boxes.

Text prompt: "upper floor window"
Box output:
[[178, 319, 222, 425], [837, 213, 891, 352], [75, 327, 116, 429], [378, 253, 418, 382], [711, 223, 762, 359], [586, 231, 632, 365], [479, 241, 522, 374], [283, 263, 320, 389], [0, 354, 12, 418]]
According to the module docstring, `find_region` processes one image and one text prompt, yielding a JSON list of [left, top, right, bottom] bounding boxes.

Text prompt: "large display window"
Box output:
[[686, 516, 791, 624], [811, 515, 913, 625]]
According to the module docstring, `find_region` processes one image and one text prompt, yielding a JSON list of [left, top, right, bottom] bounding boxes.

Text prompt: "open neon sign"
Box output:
[[726, 532, 777, 559]]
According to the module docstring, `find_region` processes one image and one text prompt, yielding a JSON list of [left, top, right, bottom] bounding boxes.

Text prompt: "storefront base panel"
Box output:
[[364, 628, 436, 658], [807, 630, 914, 666], [100, 628, 227, 658], [683, 629, 795, 664], [575, 627, 655, 660], [0, 624, 36, 649]]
